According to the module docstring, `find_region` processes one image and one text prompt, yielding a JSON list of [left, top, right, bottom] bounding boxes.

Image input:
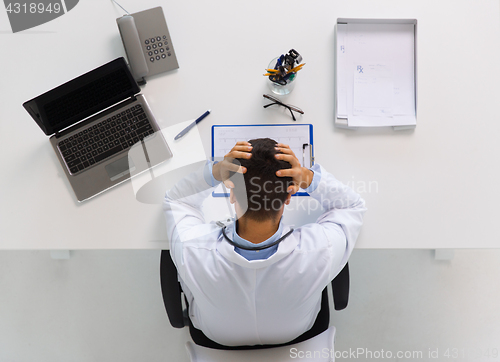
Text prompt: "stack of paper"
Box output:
[[337, 22, 416, 127]]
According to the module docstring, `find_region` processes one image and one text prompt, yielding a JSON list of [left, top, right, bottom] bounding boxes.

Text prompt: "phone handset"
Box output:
[[117, 15, 149, 85]]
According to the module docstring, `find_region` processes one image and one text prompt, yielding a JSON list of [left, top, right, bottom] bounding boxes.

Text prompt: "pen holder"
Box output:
[[267, 57, 297, 96]]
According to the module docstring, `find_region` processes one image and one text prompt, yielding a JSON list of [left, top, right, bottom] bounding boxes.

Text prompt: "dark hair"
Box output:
[[232, 138, 293, 221]]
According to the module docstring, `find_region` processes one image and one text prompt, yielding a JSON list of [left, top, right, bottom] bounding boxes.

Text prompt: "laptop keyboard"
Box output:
[[57, 104, 154, 175]]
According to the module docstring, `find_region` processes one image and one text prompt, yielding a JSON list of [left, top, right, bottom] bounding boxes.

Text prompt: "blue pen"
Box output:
[[276, 55, 284, 67], [174, 110, 211, 140]]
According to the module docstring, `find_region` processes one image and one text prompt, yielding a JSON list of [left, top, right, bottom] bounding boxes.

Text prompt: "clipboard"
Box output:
[[211, 124, 314, 197]]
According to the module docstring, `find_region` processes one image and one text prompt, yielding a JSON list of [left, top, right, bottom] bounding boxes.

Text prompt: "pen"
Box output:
[[174, 110, 211, 140]]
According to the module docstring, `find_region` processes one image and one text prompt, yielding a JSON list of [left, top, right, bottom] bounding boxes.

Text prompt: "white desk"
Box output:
[[1, 0, 500, 250]]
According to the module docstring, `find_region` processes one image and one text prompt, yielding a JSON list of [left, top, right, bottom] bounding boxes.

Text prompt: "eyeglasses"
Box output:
[[263, 94, 304, 121]]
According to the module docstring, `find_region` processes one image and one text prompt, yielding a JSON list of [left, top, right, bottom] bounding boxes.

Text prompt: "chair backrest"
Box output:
[[160, 250, 186, 328], [332, 262, 350, 310], [185, 326, 336, 362]]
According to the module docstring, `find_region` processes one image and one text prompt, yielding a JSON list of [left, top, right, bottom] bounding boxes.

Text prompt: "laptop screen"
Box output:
[[23, 57, 140, 136]]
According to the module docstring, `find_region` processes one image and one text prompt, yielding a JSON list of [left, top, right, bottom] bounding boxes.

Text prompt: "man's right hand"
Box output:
[[275, 143, 314, 195], [212, 141, 252, 188]]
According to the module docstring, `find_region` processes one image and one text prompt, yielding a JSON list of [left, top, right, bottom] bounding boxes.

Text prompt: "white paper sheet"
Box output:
[[336, 24, 348, 118], [338, 22, 416, 127], [353, 63, 394, 117], [212, 125, 311, 161]]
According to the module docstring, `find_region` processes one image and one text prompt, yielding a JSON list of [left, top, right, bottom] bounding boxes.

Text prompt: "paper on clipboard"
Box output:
[[212, 124, 313, 196]]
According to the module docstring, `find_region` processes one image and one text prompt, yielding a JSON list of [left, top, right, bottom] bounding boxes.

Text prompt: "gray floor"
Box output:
[[1, 249, 499, 362]]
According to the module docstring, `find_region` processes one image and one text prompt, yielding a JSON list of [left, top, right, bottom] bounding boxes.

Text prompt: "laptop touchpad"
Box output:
[[105, 157, 135, 181]]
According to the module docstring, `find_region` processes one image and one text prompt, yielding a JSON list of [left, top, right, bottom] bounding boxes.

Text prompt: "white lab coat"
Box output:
[[163, 163, 366, 346]]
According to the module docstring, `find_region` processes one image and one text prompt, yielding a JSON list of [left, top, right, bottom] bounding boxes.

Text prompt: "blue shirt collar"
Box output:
[[232, 219, 283, 261]]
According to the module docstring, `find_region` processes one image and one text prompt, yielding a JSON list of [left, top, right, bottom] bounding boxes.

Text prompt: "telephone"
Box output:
[[116, 7, 179, 85]]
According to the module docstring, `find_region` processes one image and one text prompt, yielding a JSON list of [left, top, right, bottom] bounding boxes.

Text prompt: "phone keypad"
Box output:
[[145, 35, 172, 62]]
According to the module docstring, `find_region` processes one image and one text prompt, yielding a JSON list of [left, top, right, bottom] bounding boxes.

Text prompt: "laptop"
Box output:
[[23, 57, 173, 202]]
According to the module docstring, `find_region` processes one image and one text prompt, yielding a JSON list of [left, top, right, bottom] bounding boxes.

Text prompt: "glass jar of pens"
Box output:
[[265, 49, 305, 95]]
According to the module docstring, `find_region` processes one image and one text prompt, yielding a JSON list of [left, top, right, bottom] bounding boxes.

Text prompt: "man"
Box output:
[[163, 138, 366, 347]]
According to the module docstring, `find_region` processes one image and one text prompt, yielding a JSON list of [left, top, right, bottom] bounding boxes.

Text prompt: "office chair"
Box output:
[[160, 250, 349, 360]]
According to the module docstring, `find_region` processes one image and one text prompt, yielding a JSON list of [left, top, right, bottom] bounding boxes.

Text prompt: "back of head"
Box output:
[[232, 138, 293, 221]]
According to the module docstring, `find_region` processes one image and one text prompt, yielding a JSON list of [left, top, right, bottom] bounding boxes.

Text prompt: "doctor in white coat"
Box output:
[[163, 139, 366, 347]]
